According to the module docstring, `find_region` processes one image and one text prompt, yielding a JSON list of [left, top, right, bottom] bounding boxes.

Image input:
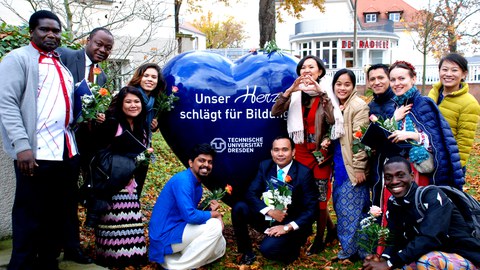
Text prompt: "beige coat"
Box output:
[[338, 90, 370, 185]]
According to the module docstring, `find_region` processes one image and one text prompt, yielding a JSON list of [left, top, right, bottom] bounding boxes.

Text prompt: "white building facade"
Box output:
[[276, 0, 435, 68]]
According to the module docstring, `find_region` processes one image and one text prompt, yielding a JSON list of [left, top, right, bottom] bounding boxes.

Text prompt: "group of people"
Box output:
[[147, 52, 480, 270], [270, 53, 480, 268], [1, 9, 480, 270], [0, 10, 168, 270]]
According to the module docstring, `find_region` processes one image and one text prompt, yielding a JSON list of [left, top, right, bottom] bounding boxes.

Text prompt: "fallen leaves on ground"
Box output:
[[78, 126, 480, 270]]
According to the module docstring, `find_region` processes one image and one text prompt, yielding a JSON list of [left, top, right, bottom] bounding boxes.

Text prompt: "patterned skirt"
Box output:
[[332, 140, 369, 259], [95, 185, 147, 268]]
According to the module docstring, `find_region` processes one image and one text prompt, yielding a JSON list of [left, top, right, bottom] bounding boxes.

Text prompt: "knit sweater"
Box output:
[[0, 44, 74, 159]]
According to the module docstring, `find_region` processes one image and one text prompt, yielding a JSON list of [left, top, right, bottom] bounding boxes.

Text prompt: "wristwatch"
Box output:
[[283, 225, 290, 232]]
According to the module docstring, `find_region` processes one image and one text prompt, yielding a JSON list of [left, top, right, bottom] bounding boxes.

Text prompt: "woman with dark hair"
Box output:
[[128, 63, 166, 131], [428, 53, 480, 175], [388, 61, 463, 188], [330, 68, 370, 262], [272, 55, 342, 255], [92, 86, 150, 268]]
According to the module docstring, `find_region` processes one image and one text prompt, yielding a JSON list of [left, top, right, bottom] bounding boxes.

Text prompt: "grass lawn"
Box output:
[[79, 123, 480, 270]]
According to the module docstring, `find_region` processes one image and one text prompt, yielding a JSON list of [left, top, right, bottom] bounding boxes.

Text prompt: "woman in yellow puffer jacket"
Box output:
[[428, 53, 480, 174]]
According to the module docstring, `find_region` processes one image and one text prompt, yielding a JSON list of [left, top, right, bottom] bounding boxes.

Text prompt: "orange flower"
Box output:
[[284, 175, 292, 183], [93, 67, 102, 75], [225, 184, 233, 195], [98, 88, 109, 96], [354, 130, 363, 139]]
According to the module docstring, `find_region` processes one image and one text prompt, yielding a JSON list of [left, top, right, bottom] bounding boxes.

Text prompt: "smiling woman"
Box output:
[[387, 60, 464, 189], [88, 86, 150, 269], [330, 68, 370, 262], [128, 63, 166, 133], [427, 53, 480, 171], [271, 55, 338, 255]]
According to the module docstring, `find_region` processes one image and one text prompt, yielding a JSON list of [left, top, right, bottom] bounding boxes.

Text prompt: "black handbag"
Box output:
[[81, 147, 137, 227]]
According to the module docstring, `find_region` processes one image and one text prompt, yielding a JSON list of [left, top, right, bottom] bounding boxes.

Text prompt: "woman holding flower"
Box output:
[[388, 61, 463, 188], [272, 55, 343, 254], [91, 86, 150, 268], [128, 63, 166, 132], [330, 68, 370, 262]]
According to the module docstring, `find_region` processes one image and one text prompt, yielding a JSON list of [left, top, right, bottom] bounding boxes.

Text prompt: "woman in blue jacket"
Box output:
[[387, 61, 463, 188]]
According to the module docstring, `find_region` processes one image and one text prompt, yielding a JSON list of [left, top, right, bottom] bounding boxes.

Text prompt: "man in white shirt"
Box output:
[[0, 10, 80, 270]]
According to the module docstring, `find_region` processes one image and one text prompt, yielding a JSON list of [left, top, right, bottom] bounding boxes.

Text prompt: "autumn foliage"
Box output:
[[77, 124, 480, 270]]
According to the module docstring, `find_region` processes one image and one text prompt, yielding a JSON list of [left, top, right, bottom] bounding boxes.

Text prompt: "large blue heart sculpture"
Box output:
[[159, 50, 299, 205]]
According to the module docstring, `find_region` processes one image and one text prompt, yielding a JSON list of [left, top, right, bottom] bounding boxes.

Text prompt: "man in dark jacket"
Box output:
[[366, 64, 397, 208], [57, 27, 114, 264], [363, 156, 480, 270], [59, 27, 113, 86], [232, 136, 319, 265]]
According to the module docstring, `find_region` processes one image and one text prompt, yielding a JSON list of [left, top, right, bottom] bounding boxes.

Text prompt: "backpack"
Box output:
[[414, 185, 480, 240]]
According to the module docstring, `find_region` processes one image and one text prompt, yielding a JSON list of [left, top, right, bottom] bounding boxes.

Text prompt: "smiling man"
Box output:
[[363, 156, 480, 270], [231, 136, 319, 265], [0, 10, 80, 270], [55, 26, 114, 264], [59, 27, 114, 86], [366, 64, 397, 211], [149, 143, 226, 269]]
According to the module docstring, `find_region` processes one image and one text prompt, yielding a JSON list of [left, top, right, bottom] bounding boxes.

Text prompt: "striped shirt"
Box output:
[[36, 49, 77, 160]]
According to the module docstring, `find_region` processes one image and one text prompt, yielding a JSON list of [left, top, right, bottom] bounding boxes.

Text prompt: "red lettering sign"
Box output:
[[342, 39, 390, 50]]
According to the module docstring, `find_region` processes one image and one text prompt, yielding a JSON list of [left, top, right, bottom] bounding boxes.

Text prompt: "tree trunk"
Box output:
[[63, 0, 73, 33], [422, 43, 427, 95], [448, 30, 457, 52], [175, 0, 182, 54], [259, 0, 276, 48]]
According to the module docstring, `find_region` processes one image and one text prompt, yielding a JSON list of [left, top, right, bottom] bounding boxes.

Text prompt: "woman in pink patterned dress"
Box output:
[[92, 86, 150, 268]]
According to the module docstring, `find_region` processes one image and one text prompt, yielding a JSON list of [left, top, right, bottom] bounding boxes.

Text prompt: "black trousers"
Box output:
[[232, 201, 311, 264], [8, 154, 79, 270], [61, 125, 94, 251]]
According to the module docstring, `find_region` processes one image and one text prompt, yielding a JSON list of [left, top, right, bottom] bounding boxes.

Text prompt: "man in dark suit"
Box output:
[[57, 27, 114, 264], [59, 27, 113, 86], [232, 136, 319, 265]]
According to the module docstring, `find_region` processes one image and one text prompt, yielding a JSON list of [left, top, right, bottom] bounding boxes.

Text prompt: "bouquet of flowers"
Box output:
[[369, 114, 397, 132], [199, 184, 233, 210], [155, 85, 180, 114], [263, 175, 293, 213], [135, 147, 156, 167], [356, 205, 391, 254], [78, 83, 112, 123]]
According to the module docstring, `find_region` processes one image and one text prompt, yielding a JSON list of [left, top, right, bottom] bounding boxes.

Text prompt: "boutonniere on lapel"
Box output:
[[93, 66, 102, 75], [284, 175, 292, 183]]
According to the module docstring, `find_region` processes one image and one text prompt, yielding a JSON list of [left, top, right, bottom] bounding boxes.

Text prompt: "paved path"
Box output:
[[0, 239, 106, 270]]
